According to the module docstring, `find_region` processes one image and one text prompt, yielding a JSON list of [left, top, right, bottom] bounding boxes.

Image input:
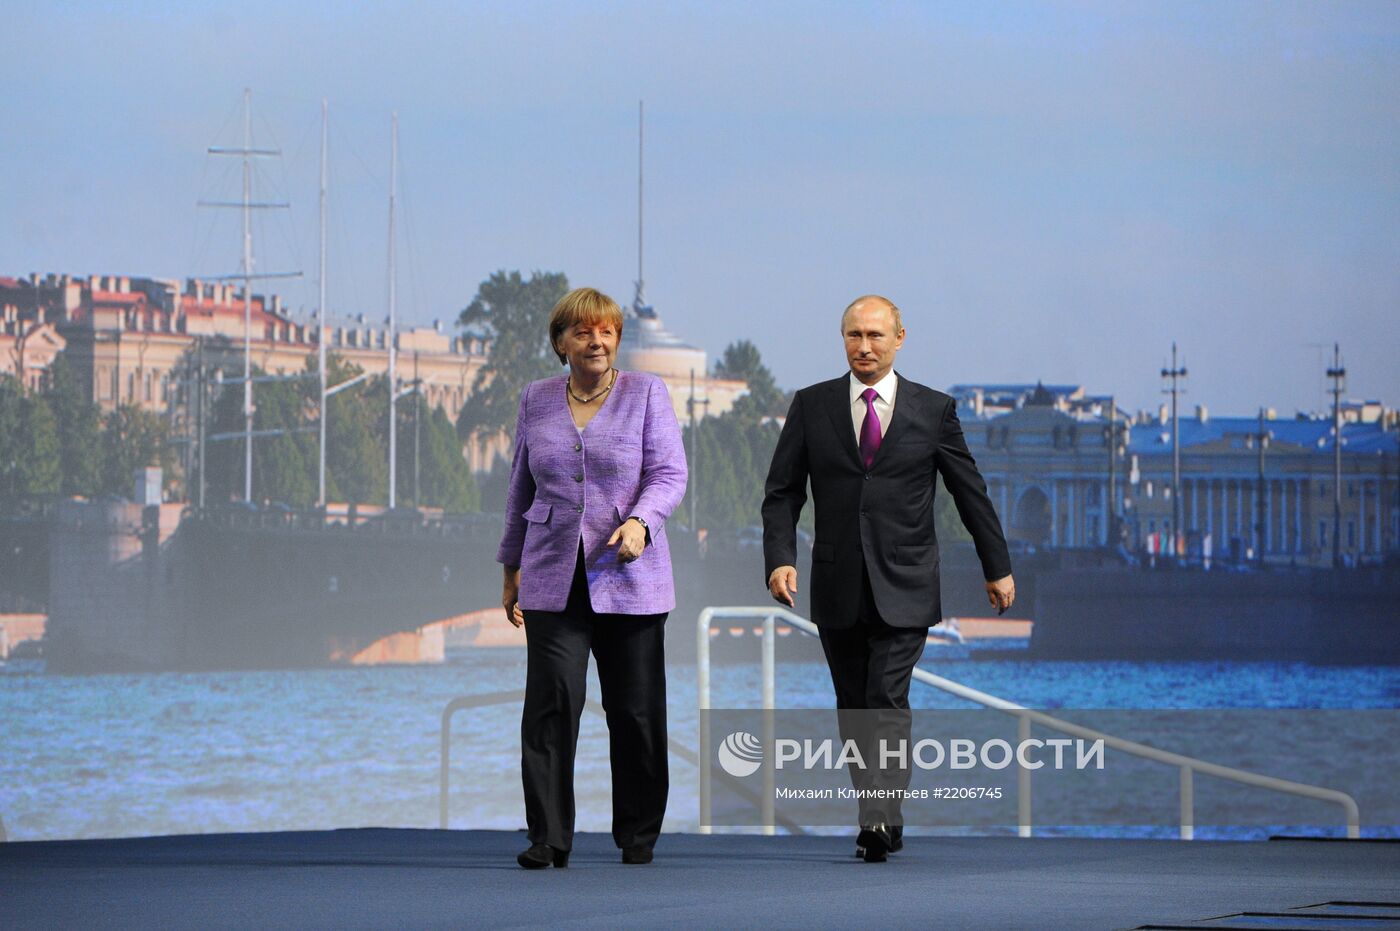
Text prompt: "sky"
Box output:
[[4, 1, 1398, 417]]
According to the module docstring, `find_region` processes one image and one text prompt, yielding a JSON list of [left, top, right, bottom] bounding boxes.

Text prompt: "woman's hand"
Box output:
[[606, 519, 648, 563], [502, 565, 525, 628]]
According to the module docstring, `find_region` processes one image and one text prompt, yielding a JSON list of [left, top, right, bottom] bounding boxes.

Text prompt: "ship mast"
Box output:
[[318, 99, 329, 509], [202, 88, 299, 503], [634, 99, 645, 314], [1161, 343, 1187, 560], [1327, 343, 1346, 568], [387, 112, 399, 509]]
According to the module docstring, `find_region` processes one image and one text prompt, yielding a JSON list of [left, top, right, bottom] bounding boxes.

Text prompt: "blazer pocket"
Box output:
[[894, 543, 937, 566], [523, 502, 553, 524], [812, 542, 835, 563]]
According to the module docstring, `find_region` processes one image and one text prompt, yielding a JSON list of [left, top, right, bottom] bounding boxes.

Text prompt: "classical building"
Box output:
[[616, 291, 747, 423], [1, 272, 752, 475], [1, 277, 67, 393], [958, 382, 1399, 568]]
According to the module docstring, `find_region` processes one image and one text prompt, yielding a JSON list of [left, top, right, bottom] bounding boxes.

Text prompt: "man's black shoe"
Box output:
[[856, 823, 893, 863], [855, 825, 903, 858], [621, 845, 654, 865], [517, 842, 569, 869]]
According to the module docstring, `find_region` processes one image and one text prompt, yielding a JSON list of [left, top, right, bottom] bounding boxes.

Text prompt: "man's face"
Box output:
[[843, 302, 905, 384]]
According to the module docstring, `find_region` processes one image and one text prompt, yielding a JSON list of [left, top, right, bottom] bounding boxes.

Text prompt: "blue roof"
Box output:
[[1126, 416, 1398, 456], [947, 383, 1082, 394]]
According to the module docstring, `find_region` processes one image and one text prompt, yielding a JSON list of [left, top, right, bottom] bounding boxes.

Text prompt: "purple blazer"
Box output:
[[496, 370, 688, 614]]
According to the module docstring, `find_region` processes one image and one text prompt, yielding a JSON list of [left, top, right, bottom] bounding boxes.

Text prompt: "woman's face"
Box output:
[[558, 318, 619, 379]]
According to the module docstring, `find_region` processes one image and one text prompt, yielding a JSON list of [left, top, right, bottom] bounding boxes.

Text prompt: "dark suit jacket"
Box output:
[[762, 372, 1012, 629]]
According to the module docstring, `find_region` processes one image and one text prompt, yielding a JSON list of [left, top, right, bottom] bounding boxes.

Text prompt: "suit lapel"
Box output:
[[824, 377, 863, 470]]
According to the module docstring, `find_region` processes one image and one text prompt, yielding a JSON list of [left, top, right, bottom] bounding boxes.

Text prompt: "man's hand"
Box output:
[[768, 565, 798, 608], [502, 565, 525, 628], [607, 519, 648, 563], [985, 573, 1015, 616]]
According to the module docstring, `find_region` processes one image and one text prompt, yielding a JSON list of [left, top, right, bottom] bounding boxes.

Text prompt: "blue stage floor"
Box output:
[[2, 829, 1398, 929]]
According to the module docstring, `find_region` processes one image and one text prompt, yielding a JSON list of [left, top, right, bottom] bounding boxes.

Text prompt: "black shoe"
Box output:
[[517, 842, 569, 869], [621, 845, 654, 865], [855, 828, 905, 858], [856, 824, 893, 863]]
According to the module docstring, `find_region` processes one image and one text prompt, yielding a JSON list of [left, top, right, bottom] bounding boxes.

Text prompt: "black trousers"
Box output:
[[817, 560, 928, 829], [520, 546, 668, 852]]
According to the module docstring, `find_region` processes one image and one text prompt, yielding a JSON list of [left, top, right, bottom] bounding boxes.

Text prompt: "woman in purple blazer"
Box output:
[[497, 287, 687, 869]]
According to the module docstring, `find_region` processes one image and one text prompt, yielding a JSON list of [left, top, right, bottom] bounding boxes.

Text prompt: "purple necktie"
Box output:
[[859, 387, 882, 469]]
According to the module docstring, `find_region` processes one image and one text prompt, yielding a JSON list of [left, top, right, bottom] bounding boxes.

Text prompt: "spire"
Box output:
[[632, 99, 655, 319]]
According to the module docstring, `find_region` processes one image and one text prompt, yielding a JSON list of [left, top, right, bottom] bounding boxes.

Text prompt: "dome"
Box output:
[[618, 301, 707, 380]]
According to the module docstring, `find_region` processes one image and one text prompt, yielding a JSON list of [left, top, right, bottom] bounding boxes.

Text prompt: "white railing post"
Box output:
[[698, 607, 714, 835], [693, 605, 1363, 841], [761, 613, 776, 835], [1180, 766, 1194, 841]]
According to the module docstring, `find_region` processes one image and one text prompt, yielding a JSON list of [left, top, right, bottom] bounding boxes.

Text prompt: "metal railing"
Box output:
[[439, 688, 807, 834], [697, 606, 1361, 840]]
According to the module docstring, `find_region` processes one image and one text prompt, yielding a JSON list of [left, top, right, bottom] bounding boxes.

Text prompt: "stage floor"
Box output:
[[3, 829, 1398, 929]]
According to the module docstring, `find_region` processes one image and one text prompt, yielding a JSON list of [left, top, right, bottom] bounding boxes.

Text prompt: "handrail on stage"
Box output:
[[696, 605, 1361, 840]]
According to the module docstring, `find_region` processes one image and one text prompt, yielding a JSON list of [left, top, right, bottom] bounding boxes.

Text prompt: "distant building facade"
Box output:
[[957, 382, 1400, 569], [616, 291, 747, 424], [1, 272, 752, 475]]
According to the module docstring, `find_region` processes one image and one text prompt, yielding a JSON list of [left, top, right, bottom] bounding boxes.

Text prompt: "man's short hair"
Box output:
[[841, 294, 903, 334], [548, 287, 625, 364]]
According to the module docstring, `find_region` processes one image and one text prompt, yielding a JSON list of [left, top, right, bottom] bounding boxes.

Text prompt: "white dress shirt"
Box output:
[[849, 369, 897, 443]]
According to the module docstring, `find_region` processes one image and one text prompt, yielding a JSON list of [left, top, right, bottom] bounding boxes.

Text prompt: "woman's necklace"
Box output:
[[568, 367, 617, 404]]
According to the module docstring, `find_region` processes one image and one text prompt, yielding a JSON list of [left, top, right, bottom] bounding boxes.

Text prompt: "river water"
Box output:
[[2, 644, 1397, 842]]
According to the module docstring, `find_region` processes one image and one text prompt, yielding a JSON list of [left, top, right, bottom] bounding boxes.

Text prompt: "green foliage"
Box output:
[[323, 358, 389, 506], [45, 354, 102, 497], [5, 340, 480, 511], [0, 376, 62, 496], [0, 375, 25, 495], [398, 402, 480, 512], [457, 270, 569, 444], [99, 402, 173, 498], [683, 340, 786, 532], [684, 411, 781, 532], [714, 339, 787, 419], [16, 392, 62, 495], [200, 351, 477, 511]]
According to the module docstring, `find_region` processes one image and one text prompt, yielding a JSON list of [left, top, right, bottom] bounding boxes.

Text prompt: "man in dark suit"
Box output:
[[761, 295, 1015, 862]]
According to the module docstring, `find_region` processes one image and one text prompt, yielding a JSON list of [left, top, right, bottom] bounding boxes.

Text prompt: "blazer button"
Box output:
[[573, 443, 582, 451], [573, 473, 583, 483], [864, 473, 871, 481], [575, 505, 584, 513]]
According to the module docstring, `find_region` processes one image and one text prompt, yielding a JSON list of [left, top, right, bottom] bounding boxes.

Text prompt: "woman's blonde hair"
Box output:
[[548, 287, 625, 364]]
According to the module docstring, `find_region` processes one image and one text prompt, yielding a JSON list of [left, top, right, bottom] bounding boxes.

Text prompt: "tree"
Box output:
[[43, 354, 102, 497], [456, 270, 569, 447], [714, 339, 786, 419], [0, 375, 23, 496], [202, 360, 324, 505], [99, 402, 173, 498], [682, 341, 786, 531], [323, 358, 388, 506], [0, 376, 62, 497], [15, 392, 61, 495], [252, 365, 316, 506], [398, 403, 480, 512]]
